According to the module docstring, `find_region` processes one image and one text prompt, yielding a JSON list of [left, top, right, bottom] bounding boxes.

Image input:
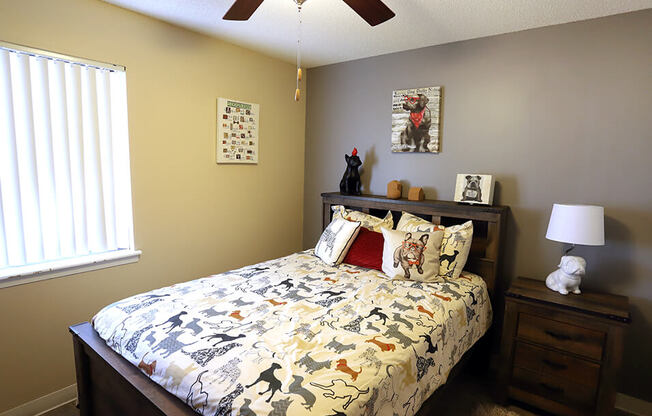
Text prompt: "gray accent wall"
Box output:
[[304, 10, 652, 400]]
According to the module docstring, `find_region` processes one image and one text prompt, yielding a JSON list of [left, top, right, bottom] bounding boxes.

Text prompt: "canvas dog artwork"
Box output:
[[391, 86, 441, 153], [453, 174, 495, 205]]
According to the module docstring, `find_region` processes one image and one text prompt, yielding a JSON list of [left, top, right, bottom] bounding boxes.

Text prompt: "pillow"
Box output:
[[396, 211, 445, 233], [381, 228, 444, 282], [396, 212, 474, 279], [343, 227, 384, 271], [439, 221, 474, 279], [332, 205, 393, 232], [315, 218, 361, 266]]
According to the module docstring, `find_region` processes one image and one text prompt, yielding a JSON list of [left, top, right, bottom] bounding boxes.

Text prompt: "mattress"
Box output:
[[92, 250, 492, 416]]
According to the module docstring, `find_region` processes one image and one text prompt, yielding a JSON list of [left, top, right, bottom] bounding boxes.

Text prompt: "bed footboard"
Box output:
[[70, 322, 195, 416], [70, 321, 489, 416]]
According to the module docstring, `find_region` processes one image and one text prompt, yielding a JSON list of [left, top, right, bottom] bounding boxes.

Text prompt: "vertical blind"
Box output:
[[0, 44, 134, 272]]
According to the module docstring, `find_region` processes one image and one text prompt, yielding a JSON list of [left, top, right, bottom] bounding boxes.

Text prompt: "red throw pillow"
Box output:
[[343, 227, 384, 271]]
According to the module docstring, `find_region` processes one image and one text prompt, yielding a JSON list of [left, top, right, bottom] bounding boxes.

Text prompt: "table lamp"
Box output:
[[545, 204, 605, 295]]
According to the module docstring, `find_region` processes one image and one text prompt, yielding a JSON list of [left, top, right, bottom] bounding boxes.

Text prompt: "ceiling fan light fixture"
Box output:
[[294, 0, 303, 101], [222, 0, 395, 101]]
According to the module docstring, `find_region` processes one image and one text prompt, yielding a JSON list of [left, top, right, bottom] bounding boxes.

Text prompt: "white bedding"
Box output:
[[93, 250, 492, 416]]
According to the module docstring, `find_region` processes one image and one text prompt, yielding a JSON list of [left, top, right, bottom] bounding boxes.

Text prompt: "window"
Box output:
[[0, 42, 138, 287]]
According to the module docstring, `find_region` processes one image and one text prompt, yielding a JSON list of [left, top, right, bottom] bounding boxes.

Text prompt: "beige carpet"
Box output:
[[432, 374, 539, 416]]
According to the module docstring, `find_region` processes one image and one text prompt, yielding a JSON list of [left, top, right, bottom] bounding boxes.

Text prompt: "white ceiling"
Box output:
[[102, 0, 652, 68]]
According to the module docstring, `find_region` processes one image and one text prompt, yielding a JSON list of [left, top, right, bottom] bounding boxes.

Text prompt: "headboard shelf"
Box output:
[[321, 192, 509, 301]]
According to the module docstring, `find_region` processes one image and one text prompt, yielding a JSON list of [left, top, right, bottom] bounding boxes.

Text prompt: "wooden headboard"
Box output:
[[322, 192, 509, 302]]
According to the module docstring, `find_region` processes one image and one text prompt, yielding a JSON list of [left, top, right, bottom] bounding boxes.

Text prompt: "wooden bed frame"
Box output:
[[70, 192, 508, 416]]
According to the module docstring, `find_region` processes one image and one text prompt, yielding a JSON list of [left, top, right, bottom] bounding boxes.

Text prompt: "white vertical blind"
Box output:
[[0, 44, 134, 273]]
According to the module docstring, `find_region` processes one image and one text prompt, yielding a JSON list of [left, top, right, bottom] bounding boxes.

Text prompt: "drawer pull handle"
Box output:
[[544, 330, 572, 341], [542, 359, 567, 370], [540, 382, 564, 394]]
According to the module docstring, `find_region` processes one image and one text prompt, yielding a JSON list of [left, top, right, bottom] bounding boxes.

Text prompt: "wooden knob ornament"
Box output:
[[408, 187, 424, 201], [387, 180, 402, 199]]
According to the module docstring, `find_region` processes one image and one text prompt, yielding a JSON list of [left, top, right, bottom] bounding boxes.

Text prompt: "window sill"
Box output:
[[0, 250, 141, 289]]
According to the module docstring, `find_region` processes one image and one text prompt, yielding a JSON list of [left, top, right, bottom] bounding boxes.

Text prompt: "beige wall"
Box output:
[[304, 10, 652, 401], [0, 0, 305, 411]]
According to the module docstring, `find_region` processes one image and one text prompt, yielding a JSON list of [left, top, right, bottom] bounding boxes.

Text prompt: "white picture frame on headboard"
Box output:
[[454, 174, 495, 205]]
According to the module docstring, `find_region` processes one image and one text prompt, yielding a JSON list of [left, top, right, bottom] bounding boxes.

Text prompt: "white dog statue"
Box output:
[[545, 255, 587, 295]]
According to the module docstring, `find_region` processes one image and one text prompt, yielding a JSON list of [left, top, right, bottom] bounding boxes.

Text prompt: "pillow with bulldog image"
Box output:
[[396, 213, 474, 279], [332, 205, 393, 232], [381, 228, 444, 282]]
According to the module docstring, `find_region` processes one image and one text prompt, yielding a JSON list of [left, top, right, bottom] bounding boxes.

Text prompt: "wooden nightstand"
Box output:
[[498, 277, 630, 416]]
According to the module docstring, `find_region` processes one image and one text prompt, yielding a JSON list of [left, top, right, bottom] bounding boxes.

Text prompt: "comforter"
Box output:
[[93, 250, 492, 416]]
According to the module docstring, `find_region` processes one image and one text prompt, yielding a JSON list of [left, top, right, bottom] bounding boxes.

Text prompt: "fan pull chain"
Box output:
[[295, 3, 302, 101]]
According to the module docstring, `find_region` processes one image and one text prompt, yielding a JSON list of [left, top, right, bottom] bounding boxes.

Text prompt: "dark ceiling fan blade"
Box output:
[[341, 0, 395, 26], [223, 0, 265, 20]]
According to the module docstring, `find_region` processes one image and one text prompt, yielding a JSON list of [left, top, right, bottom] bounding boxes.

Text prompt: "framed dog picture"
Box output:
[[391, 86, 441, 153], [454, 174, 495, 205]]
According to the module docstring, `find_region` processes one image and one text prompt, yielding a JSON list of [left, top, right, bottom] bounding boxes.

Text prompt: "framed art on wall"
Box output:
[[391, 86, 441, 153], [454, 174, 495, 205], [216, 97, 259, 164]]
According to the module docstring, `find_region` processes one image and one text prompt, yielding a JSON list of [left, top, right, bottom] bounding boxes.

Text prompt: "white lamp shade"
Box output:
[[546, 204, 605, 246]]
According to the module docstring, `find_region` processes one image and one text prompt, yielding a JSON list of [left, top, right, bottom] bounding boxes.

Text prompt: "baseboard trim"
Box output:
[[0, 384, 77, 416], [616, 393, 652, 416]]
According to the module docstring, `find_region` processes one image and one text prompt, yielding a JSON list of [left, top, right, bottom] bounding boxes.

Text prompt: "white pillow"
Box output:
[[381, 228, 444, 282], [396, 211, 444, 233], [439, 221, 474, 279], [315, 218, 361, 266], [332, 205, 393, 232]]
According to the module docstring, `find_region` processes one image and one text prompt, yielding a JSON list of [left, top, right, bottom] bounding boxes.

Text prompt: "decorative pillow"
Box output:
[[396, 211, 445, 233], [343, 227, 384, 271], [381, 228, 444, 282], [439, 221, 474, 279], [315, 218, 361, 266], [397, 212, 474, 279], [332, 205, 393, 232]]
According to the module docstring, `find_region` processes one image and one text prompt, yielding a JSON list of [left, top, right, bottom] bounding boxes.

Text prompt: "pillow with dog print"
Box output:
[[397, 213, 474, 279], [396, 211, 445, 233], [381, 228, 444, 282], [332, 205, 393, 232], [315, 218, 362, 266], [439, 220, 473, 279]]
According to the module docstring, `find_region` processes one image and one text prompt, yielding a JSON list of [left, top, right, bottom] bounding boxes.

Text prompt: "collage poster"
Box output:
[[216, 98, 259, 164]]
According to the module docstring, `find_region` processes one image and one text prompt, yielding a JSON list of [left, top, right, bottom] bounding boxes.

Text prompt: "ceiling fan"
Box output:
[[223, 0, 395, 101], [223, 0, 396, 27]]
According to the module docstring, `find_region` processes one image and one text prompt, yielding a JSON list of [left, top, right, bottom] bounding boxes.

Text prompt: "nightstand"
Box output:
[[498, 277, 630, 416]]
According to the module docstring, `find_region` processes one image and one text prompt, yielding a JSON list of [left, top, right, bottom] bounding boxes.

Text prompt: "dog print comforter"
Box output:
[[92, 250, 492, 416]]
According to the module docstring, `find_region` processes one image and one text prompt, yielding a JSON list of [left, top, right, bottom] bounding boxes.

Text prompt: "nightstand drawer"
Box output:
[[517, 313, 605, 361], [512, 367, 597, 410], [514, 342, 600, 389]]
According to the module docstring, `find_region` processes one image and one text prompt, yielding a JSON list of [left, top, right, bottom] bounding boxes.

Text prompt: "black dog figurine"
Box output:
[[400, 94, 431, 152], [339, 148, 362, 195]]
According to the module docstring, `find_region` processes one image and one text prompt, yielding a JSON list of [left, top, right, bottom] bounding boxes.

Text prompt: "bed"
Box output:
[[70, 192, 508, 416]]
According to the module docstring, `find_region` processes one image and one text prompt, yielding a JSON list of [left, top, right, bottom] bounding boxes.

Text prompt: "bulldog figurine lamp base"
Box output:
[[545, 204, 604, 295]]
